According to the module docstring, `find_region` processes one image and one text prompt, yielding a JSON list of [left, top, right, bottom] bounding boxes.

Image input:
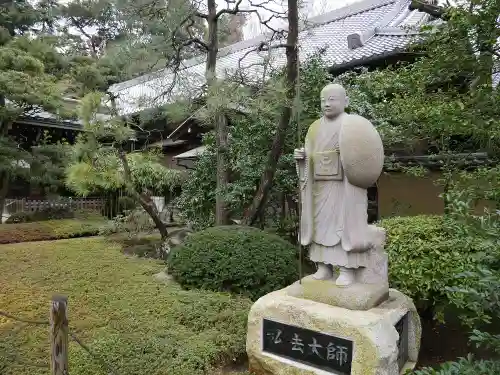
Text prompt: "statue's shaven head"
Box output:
[[321, 83, 349, 119]]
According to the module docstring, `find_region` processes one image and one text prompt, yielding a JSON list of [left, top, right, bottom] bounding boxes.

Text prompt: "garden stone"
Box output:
[[154, 269, 173, 282], [246, 289, 421, 375]]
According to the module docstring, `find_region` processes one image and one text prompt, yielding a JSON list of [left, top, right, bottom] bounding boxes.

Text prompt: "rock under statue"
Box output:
[[294, 83, 384, 287]]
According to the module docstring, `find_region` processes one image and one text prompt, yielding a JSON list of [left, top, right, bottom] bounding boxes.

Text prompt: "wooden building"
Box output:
[[106, 0, 496, 219], [5, 99, 111, 198]]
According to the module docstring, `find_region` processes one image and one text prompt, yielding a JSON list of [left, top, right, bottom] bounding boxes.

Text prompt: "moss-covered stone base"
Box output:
[[246, 288, 421, 375]]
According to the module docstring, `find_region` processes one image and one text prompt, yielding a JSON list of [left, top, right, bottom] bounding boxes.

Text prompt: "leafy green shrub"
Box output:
[[0, 219, 104, 244], [118, 195, 138, 212], [5, 206, 74, 223], [413, 356, 500, 375], [5, 211, 34, 223], [176, 55, 332, 231], [168, 225, 298, 300], [116, 235, 164, 258], [98, 209, 157, 237], [380, 215, 490, 318]]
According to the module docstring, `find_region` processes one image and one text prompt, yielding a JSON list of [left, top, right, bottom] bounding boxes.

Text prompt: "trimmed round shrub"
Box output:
[[380, 215, 490, 318], [168, 225, 299, 300]]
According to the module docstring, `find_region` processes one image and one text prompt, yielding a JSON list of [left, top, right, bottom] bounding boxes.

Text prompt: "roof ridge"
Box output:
[[306, 0, 394, 27], [110, 0, 397, 93], [347, 0, 409, 48]]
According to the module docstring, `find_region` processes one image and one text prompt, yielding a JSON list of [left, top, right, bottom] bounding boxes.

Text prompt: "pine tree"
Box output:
[[0, 0, 71, 219]]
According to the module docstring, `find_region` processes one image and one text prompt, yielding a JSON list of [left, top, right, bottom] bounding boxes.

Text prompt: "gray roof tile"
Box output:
[[110, 0, 428, 115]]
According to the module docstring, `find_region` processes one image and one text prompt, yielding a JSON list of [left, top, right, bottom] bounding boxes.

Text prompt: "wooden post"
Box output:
[[50, 295, 69, 375]]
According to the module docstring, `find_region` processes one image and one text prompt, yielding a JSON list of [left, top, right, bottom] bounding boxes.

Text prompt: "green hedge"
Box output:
[[168, 225, 299, 300], [0, 219, 105, 244], [5, 206, 74, 223], [380, 215, 489, 317]]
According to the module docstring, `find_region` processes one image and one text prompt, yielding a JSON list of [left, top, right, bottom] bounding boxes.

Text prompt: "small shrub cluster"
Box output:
[[380, 215, 490, 318], [5, 206, 103, 224], [168, 225, 298, 300], [0, 219, 104, 244], [99, 209, 158, 237], [118, 196, 138, 212], [116, 235, 164, 259], [5, 206, 74, 223]]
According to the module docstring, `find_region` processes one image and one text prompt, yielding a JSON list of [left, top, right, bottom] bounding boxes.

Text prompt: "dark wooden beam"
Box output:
[[385, 152, 495, 171], [409, 0, 447, 20]]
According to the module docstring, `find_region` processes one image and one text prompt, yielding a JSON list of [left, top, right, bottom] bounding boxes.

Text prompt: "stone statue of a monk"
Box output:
[[294, 83, 384, 287]]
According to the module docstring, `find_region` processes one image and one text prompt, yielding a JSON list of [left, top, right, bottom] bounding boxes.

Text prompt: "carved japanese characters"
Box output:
[[262, 319, 353, 374]]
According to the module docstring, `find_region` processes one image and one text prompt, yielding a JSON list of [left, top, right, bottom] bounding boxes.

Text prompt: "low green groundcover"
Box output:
[[0, 237, 252, 375], [0, 219, 105, 244]]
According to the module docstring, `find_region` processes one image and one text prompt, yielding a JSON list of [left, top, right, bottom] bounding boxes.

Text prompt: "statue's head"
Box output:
[[320, 83, 348, 119]]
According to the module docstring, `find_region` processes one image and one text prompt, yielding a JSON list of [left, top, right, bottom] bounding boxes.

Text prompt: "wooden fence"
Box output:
[[4, 198, 105, 214]]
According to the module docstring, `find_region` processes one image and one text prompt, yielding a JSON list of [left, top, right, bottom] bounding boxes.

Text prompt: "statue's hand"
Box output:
[[294, 148, 305, 161]]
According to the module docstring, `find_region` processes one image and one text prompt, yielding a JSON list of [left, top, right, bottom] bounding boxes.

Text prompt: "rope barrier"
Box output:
[[0, 311, 49, 326]]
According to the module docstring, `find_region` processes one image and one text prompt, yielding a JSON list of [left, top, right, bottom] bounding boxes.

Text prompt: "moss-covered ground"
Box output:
[[0, 237, 252, 375]]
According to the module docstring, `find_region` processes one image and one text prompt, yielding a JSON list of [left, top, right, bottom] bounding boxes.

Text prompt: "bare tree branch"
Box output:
[[409, 0, 447, 19], [183, 17, 210, 50], [216, 0, 244, 18]]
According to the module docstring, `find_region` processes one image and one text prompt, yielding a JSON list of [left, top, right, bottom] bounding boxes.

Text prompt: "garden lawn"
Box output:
[[0, 219, 106, 244], [0, 237, 252, 375]]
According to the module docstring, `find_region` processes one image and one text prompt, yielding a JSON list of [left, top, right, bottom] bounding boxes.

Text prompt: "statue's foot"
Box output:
[[336, 267, 355, 286], [312, 263, 333, 280]]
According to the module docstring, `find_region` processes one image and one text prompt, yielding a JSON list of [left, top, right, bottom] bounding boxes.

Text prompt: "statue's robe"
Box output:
[[299, 113, 373, 268]]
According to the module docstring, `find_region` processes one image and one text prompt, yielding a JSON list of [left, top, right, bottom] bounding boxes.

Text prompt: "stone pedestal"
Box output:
[[246, 288, 421, 375], [286, 276, 389, 311]]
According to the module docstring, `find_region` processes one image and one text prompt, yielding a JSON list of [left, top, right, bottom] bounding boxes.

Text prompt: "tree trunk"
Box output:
[[475, 20, 495, 88], [206, 0, 230, 225], [136, 191, 169, 240], [0, 94, 9, 224], [242, 0, 299, 225], [215, 113, 230, 225], [118, 151, 169, 240], [0, 172, 9, 224], [107, 93, 169, 239]]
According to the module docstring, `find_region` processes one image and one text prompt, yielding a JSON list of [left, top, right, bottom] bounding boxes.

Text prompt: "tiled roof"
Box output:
[[8, 98, 112, 131], [17, 110, 111, 130], [109, 0, 430, 116]]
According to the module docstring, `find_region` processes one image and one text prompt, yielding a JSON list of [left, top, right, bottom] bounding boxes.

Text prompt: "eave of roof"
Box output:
[[15, 116, 83, 131], [8, 98, 112, 131], [173, 145, 207, 159], [173, 146, 494, 170], [109, 0, 431, 116]]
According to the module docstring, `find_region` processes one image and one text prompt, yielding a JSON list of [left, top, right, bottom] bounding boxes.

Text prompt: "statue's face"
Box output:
[[321, 85, 347, 119]]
